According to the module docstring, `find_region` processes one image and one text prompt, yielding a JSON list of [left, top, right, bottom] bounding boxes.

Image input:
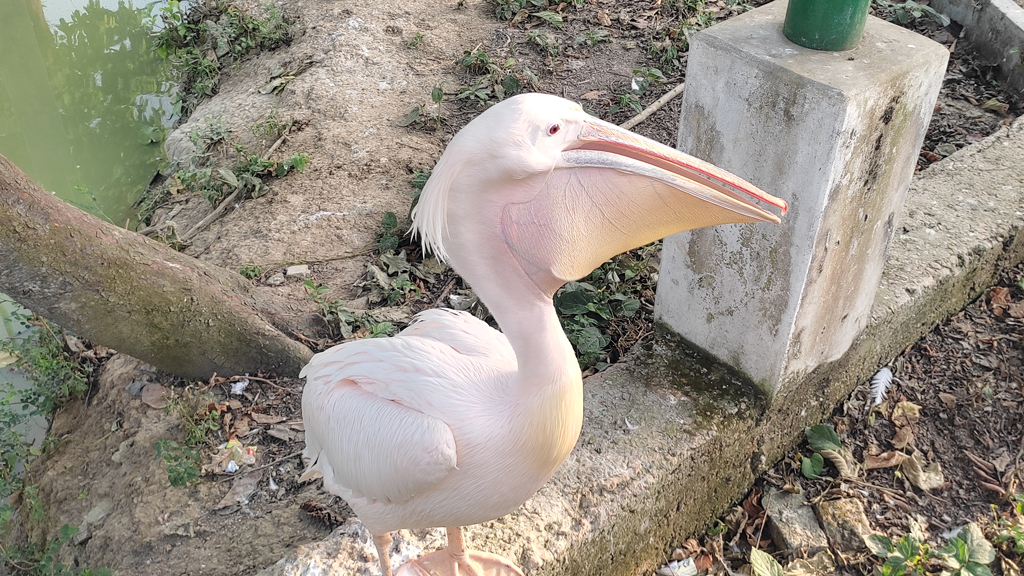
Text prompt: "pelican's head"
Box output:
[[412, 93, 786, 297]]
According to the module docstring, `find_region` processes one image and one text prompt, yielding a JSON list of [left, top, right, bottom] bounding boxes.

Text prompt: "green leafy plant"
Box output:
[[553, 245, 658, 369], [868, 531, 936, 576], [577, 29, 611, 46], [937, 524, 995, 576], [153, 438, 201, 488], [239, 264, 264, 279], [0, 318, 92, 531], [609, 93, 642, 115], [406, 32, 424, 48], [3, 523, 112, 576], [527, 30, 561, 57], [250, 112, 290, 141], [990, 495, 1024, 555], [801, 423, 859, 478], [873, 0, 951, 26], [457, 49, 492, 74], [154, 0, 292, 116]]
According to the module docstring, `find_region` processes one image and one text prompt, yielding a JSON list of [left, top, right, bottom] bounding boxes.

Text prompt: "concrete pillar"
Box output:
[[654, 0, 949, 396]]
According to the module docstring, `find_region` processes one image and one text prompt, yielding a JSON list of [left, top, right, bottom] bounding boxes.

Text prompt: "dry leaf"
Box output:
[[938, 392, 957, 410], [903, 451, 945, 491], [231, 416, 251, 438], [141, 383, 170, 409], [865, 451, 905, 470], [250, 412, 286, 425], [596, 10, 611, 25], [993, 452, 1012, 474], [990, 287, 1011, 316], [892, 401, 921, 426], [982, 98, 1010, 115], [1008, 302, 1024, 318], [580, 90, 607, 100], [891, 427, 914, 450]]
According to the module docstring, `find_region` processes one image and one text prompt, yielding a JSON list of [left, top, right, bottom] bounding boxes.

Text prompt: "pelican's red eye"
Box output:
[[548, 124, 560, 135]]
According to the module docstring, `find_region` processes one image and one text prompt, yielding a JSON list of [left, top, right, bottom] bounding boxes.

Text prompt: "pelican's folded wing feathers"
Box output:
[[299, 309, 514, 505]]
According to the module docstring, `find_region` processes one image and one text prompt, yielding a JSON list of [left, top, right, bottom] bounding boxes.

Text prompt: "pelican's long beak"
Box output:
[[567, 118, 787, 223], [501, 117, 787, 296]]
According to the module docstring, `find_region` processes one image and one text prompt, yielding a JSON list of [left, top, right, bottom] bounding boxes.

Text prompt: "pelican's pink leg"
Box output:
[[396, 527, 524, 576], [374, 532, 394, 576]]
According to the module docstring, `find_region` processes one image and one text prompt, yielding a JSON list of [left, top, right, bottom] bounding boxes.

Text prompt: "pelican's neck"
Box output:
[[449, 239, 579, 391]]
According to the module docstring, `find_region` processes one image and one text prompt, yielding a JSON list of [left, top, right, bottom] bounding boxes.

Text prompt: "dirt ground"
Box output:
[[6, 0, 1024, 575]]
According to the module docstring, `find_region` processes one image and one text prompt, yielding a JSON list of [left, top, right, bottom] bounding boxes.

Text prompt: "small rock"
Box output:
[[285, 265, 310, 277], [763, 487, 829, 554], [111, 438, 134, 463], [817, 498, 873, 553], [125, 380, 147, 396], [141, 383, 170, 409], [72, 522, 91, 546], [265, 272, 286, 286], [84, 499, 113, 525]]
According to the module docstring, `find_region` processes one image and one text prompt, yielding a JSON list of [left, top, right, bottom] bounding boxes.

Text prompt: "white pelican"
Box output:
[[300, 93, 786, 576]]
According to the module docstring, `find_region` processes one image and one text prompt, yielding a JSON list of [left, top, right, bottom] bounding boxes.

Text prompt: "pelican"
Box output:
[[300, 93, 786, 576]]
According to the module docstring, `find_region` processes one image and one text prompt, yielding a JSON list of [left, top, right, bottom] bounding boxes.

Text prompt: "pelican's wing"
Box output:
[[399, 308, 515, 365], [300, 310, 514, 504], [301, 372, 457, 504]]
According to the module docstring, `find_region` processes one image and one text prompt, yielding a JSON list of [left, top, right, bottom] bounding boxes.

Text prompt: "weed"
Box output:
[[527, 30, 561, 57], [2, 523, 112, 575], [152, 387, 221, 487], [239, 264, 264, 280], [0, 315, 93, 532], [457, 49, 492, 74], [0, 320, 90, 419], [801, 423, 859, 478], [302, 280, 400, 341], [873, 0, 951, 26], [378, 212, 402, 253], [153, 439, 201, 488], [867, 522, 995, 576], [631, 67, 665, 96], [553, 245, 659, 369], [165, 389, 222, 447], [991, 495, 1024, 554], [406, 32, 424, 48], [577, 29, 611, 47], [138, 134, 309, 224], [457, 80, 493, 105], [250, 112, 290, 141], [609, 93, 642, 115], [154, 0, 292, 116]]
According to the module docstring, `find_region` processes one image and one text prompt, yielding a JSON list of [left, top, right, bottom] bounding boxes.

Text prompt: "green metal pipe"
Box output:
[[783, 0, 872, 51]]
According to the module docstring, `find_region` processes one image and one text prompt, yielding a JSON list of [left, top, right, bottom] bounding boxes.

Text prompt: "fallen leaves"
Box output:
[[902, 451, 945, 491]]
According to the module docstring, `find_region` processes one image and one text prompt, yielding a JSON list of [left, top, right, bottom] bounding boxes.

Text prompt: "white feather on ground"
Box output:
[[870, 367, 894, 407]]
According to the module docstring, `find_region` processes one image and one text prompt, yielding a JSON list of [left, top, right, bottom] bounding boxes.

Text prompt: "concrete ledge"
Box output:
[[261, 119, 1024, 576], [930, 0, 1024, 101]]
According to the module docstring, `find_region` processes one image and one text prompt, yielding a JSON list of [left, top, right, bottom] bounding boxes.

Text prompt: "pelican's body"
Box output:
[[300, 93, 786, 576], [301, 307, 581, 533]]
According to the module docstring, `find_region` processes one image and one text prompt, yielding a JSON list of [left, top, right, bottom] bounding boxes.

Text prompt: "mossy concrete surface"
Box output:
[[260, 124, 1024, 576], [655, 0, 949, 398]]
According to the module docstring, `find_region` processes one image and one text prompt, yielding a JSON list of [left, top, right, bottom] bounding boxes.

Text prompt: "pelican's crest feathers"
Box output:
[[411, 153, 464, 264]]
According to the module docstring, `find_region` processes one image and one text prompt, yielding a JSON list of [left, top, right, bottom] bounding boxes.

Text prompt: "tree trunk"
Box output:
[[0, 153, 312, 379]]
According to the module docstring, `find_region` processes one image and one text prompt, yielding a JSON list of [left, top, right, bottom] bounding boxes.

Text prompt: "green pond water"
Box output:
[[0, 0, 175, 228]]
